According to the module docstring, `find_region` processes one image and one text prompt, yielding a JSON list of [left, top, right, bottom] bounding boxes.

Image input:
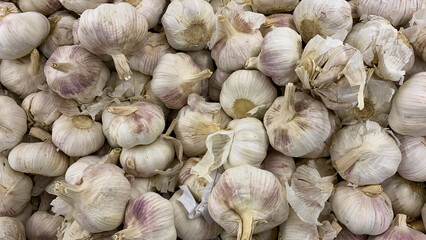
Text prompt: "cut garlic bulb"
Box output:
[[369, 214, 426, 240], [261, 149, 295, 185], [396, 134, 426, 182], [209, 69, 231, 102], [0, 217, 26, 240], [26, 211, 63, 240], [0, 96, 27, 152]]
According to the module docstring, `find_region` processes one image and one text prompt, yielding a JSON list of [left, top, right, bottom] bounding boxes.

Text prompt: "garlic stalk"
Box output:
[[221, 228, 279, 240], [187, 50, 215, 98], [336, 225, 367, 240], [117, 0, 166, 29], [17, 0, 62, 15], [278, 208, 319, 240], [368, 214, 426, 239], [247, 0, 298, 14], [21, 90, 62, 128], [402, 9, 426, 62], [260, 149, 295, 185], [59, 0, 110, 14], [396, 134, 426, 182], [209, 69, 231, 102], [0, 217, 26, 240], [0, 96, 27, 152], [26, 211, 63, 240], [260, 14, 296, 37]]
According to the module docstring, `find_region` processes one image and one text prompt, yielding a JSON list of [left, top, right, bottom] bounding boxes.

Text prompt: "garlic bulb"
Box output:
[[209, 69, 230, 102], [129, 177, 154, 200], [45, 45, 110, 104], [336, 225, 367, 240], [402, 9, 426, 62], [0, 96, 27, 152], [152, 53, 212, 109], [264, 83, 331, 157], [52, 115, 105, 157], [18, 0, 62, 15], [369, 214, 426, 240], [60, 220, 91, 240], [382, 175, 426, 218], [162, 0, 215, 51], [117, 0, 166, 29], [105, 102, 165, 148], [170, 190, 223, 240], [128, 32, 176, 76], [330, 182, 393, 235], [260, 14, 296, 37], [21, 90, 62, 128], [397, 134, 426, 182], [178, 158, 205, 202], [112, 192, 176, 240], [278, 208, 319, 240], [105, 71, 150, 100], [59, 0, 110, 14], [220, 70, 277, 119], [55, 164, 131, 233], [209, 165, 289, 238], [245, 27, 301, 86], [293, 0, 352, 43], [40, 11, 77, 58], [330, 121, 401, 185], [0, 217, 26, 240], [388, 72, 426, 137], [247, 0, 298, 14], [78, 2, 148, 80], [26, 211, 63, 240], [0, 11, 50, 60], [261, 149, 295, 184], [0, 49, 46, 98]]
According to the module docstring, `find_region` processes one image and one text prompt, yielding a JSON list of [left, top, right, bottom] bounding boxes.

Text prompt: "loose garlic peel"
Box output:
[[0, 217, 26, 240], [369, 214, 426, 240]]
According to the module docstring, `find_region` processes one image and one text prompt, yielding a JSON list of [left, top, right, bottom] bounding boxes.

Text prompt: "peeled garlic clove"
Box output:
[[330, 182, 393, 235], [260, 14, 296, 37], [52, 115, 105, 157], [209, 165, 289, 238], [264, 83, 331, 157], [18, 0, 62, 16], [369, 214, 426, 239], [389, 72, 426, 137], [25, 211, 63, 240], [209, 69, 231, 102], [55, 164, 131, 233], [121, 0, 166, 29], [0, 96, 27, 152], [0, 217, 26, 240], [278, 208, 319, 240], [248, 0, 298, 14], [220, 70, 277, 119], [59, 0, 109, 14], [396, 134, 426, 182], [21, 90, 62, 127], [402, 9, 426, 62], [112, 192, 176, 240], [336, 225, 367, 240], [261, 149, 295, 185], [105, 71, 150, 100]]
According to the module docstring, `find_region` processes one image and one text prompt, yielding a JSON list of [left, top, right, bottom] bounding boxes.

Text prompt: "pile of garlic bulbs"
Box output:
[[0, 0, 426, 239]]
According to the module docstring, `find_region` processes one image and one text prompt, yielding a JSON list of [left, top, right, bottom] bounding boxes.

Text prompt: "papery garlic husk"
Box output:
[[117, 0, 166, 29], [162, 0, 215, 51], [264, 83, 331, 157], [330, 121, 401, 185], [345, 16, 415, 82], [40, 11, 77, 58], [330, 182, 393, 235], [297, 158, 338, 184], [261, 149, 295, 185], [245, 27, 301, 86], [368, 214, 426, 240], [209, 69, 231, 102], [209, 165, 289, 239], [293, 0, 352, 43], [17, 0, 62, 15], [50, 196, 73, 221], [52, 115, 105, 157], [178, 158, 206, 202], [129, 32, 176, 76], [55, 164, 131, 233], [59, 0, 110, 14], [152, 52, 212, 109], [26, 211, 63, 240], [129, 177, 154, 201], [21, 90, 62, 128], [0, 96, 27, 152], [396, 134, 426, 182], [402, 9, 426, 62], [105, 102, 165, 148], [336, 225, 367, 240], [0, 217, 26, 240], [105, 71, 150, 100], [0, 11, 50, 60], [382, 174, 426, 218], [187, 50, 215, 98], [78, 3, 148, 80], [112, 192, 176, 240], [247, 0, 298, 14], [170, 190, 223, 240], [0, 49, 46, 98], [296, 35, 367, 110], [260, 14, 296, 37], [220, 70, 277, 119], [278, 208, 319, 240], [388, 72, 426, 137]]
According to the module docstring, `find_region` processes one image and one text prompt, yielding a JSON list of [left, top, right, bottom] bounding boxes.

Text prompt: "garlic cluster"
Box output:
[[0, 96, 27, 152], [0, 217, 26, 240], [396, 134, 426, 182]]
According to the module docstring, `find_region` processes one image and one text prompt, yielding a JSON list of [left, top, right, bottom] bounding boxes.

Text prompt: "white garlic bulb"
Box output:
[[55, 164, 131, 233], [293, 0, 352, 43], [388, 72, 426, 137], [0, 96, 27, 152], [21, 90, 62, 128], [369, 214, 426, 240], [402, 9, 426, 62], [264, 83, 331, 157], [59, 0, 109, 14], [117, 0, 166, 29], [246, 27, 301, 86], [45, 45, 110, 104], [52, 115, 105, 157], [162, 0, 215, 51], [17, 0, 62, 15], [152, 53, 212, 109], [78, 3, 148, 80], [0, 49, 46, 98], [330, 182, 393, 235], [278, 208, 319, 240], [397, 134, 426, 182], [112, 192, 176, 240], [0, 217, 26, 240], [261, 149, 295, 185], [247, 0, 298, 14], [260, 14, 296, 37], [26, 211, 63, 240], [220, 70, 277, 119], [209, 69, 230, 102], [330, 121, 401, 186], [336, 225, 367, 240]]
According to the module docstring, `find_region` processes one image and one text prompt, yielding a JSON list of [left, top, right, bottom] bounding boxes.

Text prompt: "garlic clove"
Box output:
[[396, 134, 426, 182], [17, 0, 62, 16], [209, 69, 231, 102], [0, 217, 26, 240], [26, 211, 63, 240], [368, 214, 426, 239], [0, 96, 28, 152], [261, 149, 295, 185]]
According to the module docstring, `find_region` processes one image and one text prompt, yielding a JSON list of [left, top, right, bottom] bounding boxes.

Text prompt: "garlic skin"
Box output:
[[45, 45, 110, 104], [245, 27, 301, 86], [293, 0, 352, 43], [278, 208, 319, 240], [261, 149, 295, 184], [260, 14, 296, 37], [209, 165, 289, 238], [330, 182, 393, 235], [78, 3, 148, 80], [178, 158, 205, 202], [330, 121, 401, 186], [170, 190, 223, 240], [369, 214, 426, 240], [0, 217, 26, 240], [105, 71, 150, 100], [336, 225, 367, 240], [0, 96, 27, 152], [209, 69, 231, 102], [18, 0, 62, 16], [112, 192, 176, 240], [26, 211, 63, 240], [52, 115, 105, 157], [397, 134, 426, 182], [248, 0, 298, 14], [55, 164, 131, 233], [402, 9, 426, 62], [264, 83, 331, 157], [152, 53, 212, 109], [388, 73, 426, 137], [0, 12, 50, 60], [0, 49, 46, 98], [59, 0, 110, 14], [162, 0, 215, 51], [21, 90, 62, 128], [117, 0, 166, 29], [220, 70, 277, 119]]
